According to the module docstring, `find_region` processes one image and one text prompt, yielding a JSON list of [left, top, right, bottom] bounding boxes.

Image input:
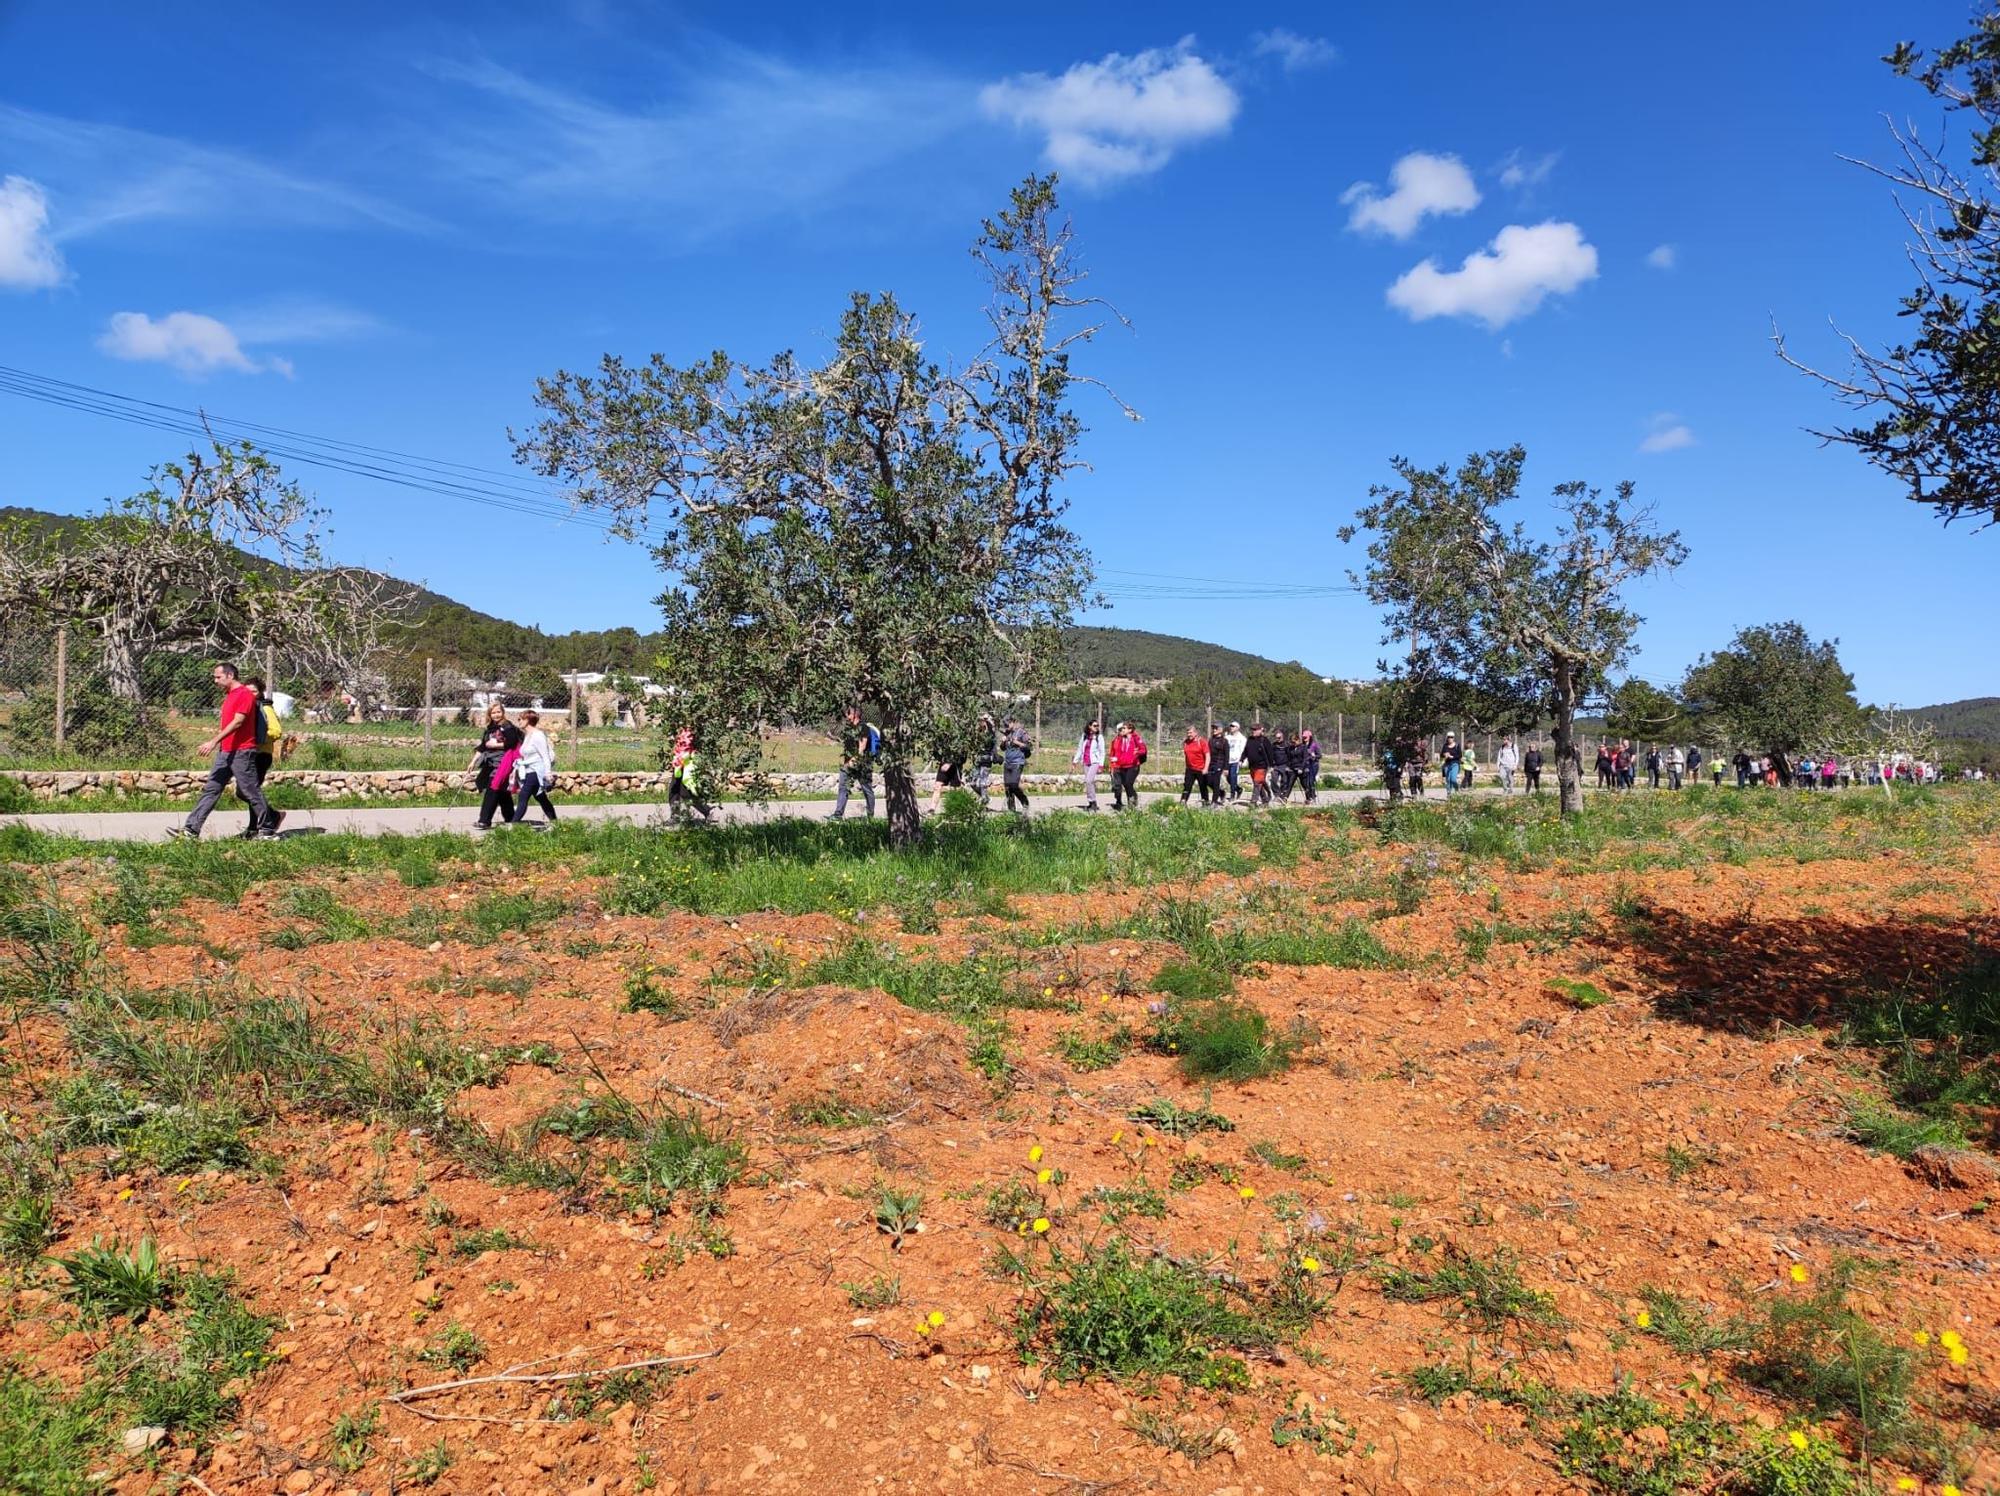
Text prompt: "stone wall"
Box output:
[[0, 767, 1344, 802]]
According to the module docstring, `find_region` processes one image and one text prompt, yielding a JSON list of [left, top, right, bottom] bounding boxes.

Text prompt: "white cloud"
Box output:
[[1251, 29, 1337, 71], [228, 295, 385, 345], [1386, 220, 1599, 329], [980, 39, 1239, 187], [1639, 413, 1695, 453], [0, 175, 66, 289], [1645, 243, 1677, 270], [1497, 149, 1559, 191], [98, 311, 265, 375], [1341, 151, 1480, 239]]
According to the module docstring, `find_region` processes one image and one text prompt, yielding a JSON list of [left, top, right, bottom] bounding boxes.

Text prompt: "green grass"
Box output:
[[418, 1323, 486, 1374], [843, 1275, 902, 1309], [1146, 996, 1294, 1081], [1376, 1242, 1559, 1339], [614, 1107, 745, 1219], [1635, 1286, 1753, 1357], [1127, 1096, 1235, 1137], [1552, 1378, 1733, 1496], [55, 1235, 174, 1321], [0, 1371, 111, 1496]]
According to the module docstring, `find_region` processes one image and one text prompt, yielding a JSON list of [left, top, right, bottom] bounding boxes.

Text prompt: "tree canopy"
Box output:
[[515, 176, 1120, 843], [1344, 447, 1686, 814], [1778, 3, 2000, 529], [1681, 621, 1862, 761]]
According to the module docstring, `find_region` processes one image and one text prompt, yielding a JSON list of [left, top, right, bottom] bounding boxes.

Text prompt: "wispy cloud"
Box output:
[[1645, 243, 1677, 270], [1497, 149, 1559, 191], [98, 311, 275, 376], [1251, 29, 1337, 72], [0, 175, 67, 289], [226, 295, 387, 346], [1639, 413, 1695, 453], [980, 39, 1239, 187], [1342, 152, 1479, 239], [0, 103, 432, 241], [1386, 221, 1599, 330], [419, 48, 976, 230]]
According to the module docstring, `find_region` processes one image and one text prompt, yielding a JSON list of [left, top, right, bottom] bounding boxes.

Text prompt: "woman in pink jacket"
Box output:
[[1108, 723, 1146, 811]]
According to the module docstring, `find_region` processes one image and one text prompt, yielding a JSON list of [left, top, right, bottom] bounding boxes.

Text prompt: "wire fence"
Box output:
[[0, 628, 1580, 779]]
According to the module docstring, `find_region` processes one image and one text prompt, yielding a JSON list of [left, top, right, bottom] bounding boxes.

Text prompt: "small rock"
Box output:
[[121, 1426, 167, 1456]]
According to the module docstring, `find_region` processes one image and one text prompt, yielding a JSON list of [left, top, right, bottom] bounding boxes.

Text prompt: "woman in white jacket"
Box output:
[[1073, 721, 1107, 811], [512, 709, 559, 824]]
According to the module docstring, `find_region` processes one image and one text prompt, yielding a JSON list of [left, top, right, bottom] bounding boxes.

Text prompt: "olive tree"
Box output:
[[1680, 621, 1862, 769], [1777, 5, 2000, 529], [514, 176, 1120, 845], [0, 439, 399, 713], [1344, 447, 1687, 816]]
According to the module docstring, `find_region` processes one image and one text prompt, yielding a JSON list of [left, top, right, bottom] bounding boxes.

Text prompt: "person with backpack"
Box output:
[[171, 662, 277, 841], [832, 706, 879, 819], [1666, 743, 1685, 790], [236, 676, 287, 839], [1405, 737, 1428, 798], [1180, 724, 1211, 806], [1297, 728, 1322, 804], [1001, 717, 1034, 814], [668, 726, 714, 822], [1108, 721, 1146, 810], [969, 713, 999, 811], [469, 700, 524, 830], [1073, 720, 1107, 811], [512, 709, 558, 825], [1460, 741, 1477, 791]]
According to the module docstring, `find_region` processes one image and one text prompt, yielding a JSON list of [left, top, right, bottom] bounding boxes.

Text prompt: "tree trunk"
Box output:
[[1553, 663, 1583, 817], [884, 762, 922, 848], [100, 620, 143, 704]]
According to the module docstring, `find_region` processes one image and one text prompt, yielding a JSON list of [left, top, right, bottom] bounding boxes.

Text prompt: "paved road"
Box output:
[[0, 784, 1496, 843]]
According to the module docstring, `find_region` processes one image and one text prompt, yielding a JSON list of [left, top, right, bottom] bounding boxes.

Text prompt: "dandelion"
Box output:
[[1027, 1145, 1044, 1164], [1239, 1187, 1257, 1201], [1300, 1256, 1321, 1274], [1788, 1430, 1809, 1453], [1635, 1310, 1652, 1329], [1914, 1330, 1931, 1346], [1110, 1130, 1123, 1144], [1032, 1217, 1050, 1234], [1042, 987, 1053, 998], [1939, 1330, 1963, 1351], [927, 1310, 946, 1328], [916, 1321, 932, 1337], [1037, 1168, 1053, 1185], [176, 1178, 192, 1193], [1949, 1344, 1969, 1366], [1944, 1486, 1962, 1496], [1896, 1481, 1917, 1493], [117, 1189, 133, 1201], [1789, 1263, 1809, 1284]]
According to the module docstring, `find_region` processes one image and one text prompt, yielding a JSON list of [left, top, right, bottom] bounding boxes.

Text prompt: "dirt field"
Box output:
[[1, 789, 1996, 1494]]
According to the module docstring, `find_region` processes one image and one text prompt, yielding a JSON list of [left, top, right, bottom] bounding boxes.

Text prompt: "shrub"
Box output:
[[55, 1235, 174, 1321], [1740, 1257, 1916, 1441], [1127, 1096, 1234, 1137], [1147, 996, 1293, 1081], [616, 1108, 744, 1219], [1014, 1238, 1273, 1387]]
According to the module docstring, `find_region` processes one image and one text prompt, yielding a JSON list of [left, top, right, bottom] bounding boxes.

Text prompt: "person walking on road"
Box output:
[[1108, 721, 1146, 810], [1223, 721, 1247, 802], [969, 714, 998, 811], [1496, 737, 1519, 794], [1205, 724, 1229, 807], [1180, 724, 1211, 806], [1440, 733, 1463, 793], [171, 663, 277, 841], [1523, 743, 1543, 794], [832, 707, 879, 819], [239, 676, 286, 839], [470, 700, 523, 830], [512, 709, 559, 824], [1245, 723, 1274, 806], [668, 727, 715, 822], [1666, 744, 1685, 791], [1001, 718, 1034, 814], [1298, 728, 1322, 804], [1073, 720, 1106, 811]]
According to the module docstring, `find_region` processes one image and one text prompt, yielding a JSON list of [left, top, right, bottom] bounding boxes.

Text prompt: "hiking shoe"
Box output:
[[264, 811, 286, 837], [166, 827, 195, 841]]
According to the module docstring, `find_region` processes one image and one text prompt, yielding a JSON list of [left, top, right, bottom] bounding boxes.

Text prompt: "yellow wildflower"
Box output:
[[1939, 1330, 1963, 1351], [1896, 1481, 1917, 1493], [1037, 1169, 1052, 1185], [1914, 1330, 1931, 1346], [1636, 1310, 1652, 1329], [1789, 1263, 1809, 1284], [1300, 1256, 1320, 1274], [1788, 1430, 1809, 1452], [1239, 1187, 1257, 1201], [1110, 1130, 1123, 1144], [1949, 1345, 1969, 1366], [1027, 1145, 1044, 1164], [1032, 1217, 1051, 1234], [927, 1310, 946, 1328], [1944, 1485, 1962, 1496]]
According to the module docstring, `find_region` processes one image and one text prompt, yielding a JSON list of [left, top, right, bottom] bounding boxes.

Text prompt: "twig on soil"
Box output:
[[846, 1331, 913, 1360], [660, 1079, 731, 1111], [973, 1431, 1133, 1493], [389, 1347, 724, 1405]]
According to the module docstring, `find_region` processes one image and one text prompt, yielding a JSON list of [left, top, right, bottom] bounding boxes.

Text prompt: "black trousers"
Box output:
[[513, 770, 557, 822], [244, 752, 273, 834], [477, 782, 516, 826], [1004, 769, 1029, 812], [1182, 766, 1210, 803], [1526, 768, 1542, 792], [1114, 765, 1141, 807]]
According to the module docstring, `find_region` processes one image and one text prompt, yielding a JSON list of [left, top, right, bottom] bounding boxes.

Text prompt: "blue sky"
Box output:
[[0, 2, 1991, 704]]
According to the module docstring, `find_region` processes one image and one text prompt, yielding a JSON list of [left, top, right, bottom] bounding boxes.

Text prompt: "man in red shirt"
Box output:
[[169, 662, 277, 839]]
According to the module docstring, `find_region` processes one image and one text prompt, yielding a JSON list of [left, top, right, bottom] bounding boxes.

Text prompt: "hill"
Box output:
[[0, 506, 1298, 691], [1911, 696, 2000, 746]]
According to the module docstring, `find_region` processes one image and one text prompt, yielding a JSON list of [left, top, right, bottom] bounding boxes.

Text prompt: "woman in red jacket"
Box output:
[[1108, 722, 1146, 810], [1180, 725, 1211, 806]]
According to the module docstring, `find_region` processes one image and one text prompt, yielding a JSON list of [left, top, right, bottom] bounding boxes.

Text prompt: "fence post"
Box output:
[[1206, 703, 1213, 736], [573, 676, 583, 758], [1155, 702, 1162, 744], [264, 644, 275, 698], [423, 657, 434, 761], [1095, 699, 1103, 733], [1337, 712, 1343, 760], [53, 625, 66, 752]]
